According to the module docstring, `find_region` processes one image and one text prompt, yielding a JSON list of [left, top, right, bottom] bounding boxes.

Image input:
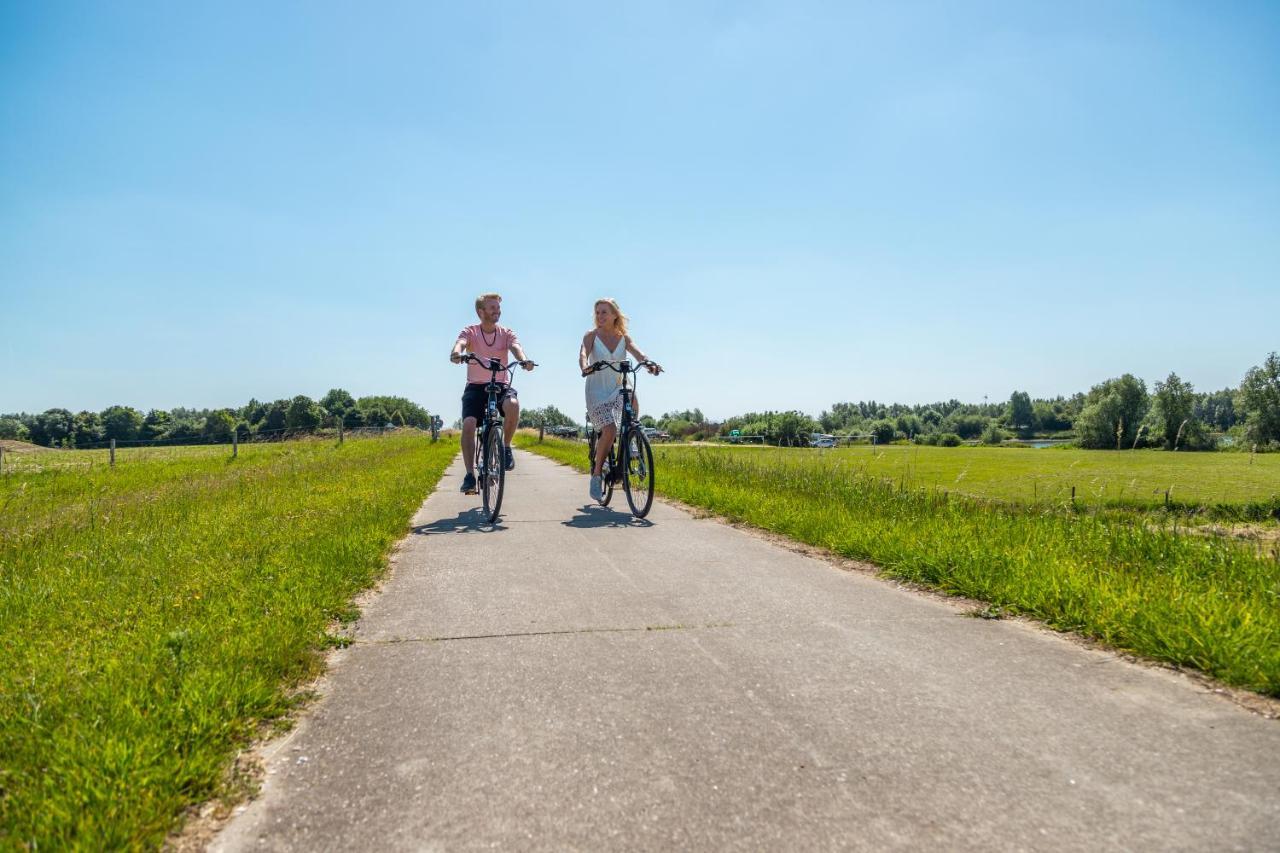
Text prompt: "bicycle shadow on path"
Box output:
[[561, 505, 654, 529], [413, 507, 508, 535]]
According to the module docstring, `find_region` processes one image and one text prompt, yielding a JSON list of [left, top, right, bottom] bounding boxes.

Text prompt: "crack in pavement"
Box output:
[[357, 622, 736, 645]]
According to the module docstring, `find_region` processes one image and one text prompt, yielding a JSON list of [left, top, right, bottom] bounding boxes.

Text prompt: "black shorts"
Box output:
[[461, 383, 518, 423]]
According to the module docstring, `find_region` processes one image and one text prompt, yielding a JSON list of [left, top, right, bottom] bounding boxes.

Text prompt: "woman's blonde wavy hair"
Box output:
[[594, 298, 628, 336]]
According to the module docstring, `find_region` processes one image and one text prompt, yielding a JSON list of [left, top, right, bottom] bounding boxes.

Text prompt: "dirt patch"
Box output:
[[0, 439, 58, 453]]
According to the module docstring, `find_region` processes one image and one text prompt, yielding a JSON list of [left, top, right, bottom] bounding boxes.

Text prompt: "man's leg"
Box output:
[[461, 417, 477, 473], [502, 398, 520, 446]]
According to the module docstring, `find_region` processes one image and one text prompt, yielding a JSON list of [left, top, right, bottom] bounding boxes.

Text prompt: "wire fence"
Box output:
[[0, 425, 442, 475]]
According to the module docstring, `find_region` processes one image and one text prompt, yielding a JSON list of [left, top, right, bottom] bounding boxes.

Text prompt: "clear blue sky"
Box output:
[[3, 1, 1277, 422]]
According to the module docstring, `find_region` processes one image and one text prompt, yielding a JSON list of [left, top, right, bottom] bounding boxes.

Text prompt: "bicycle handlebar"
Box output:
[[583, 359, 661, 377], [457, 353, 537, 371]]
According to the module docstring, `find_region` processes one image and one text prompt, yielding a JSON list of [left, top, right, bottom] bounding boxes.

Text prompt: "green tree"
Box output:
[[895, 414, 924, 438], [1238, 352, 1280, 446], [320, 388, 357, 416], [139, 409, 171, 440], [945, 413, 987, 440], [391, 410, 407, 427], [100, 405, 143, 442], [772, 411, 819, 445], [981, 422, 1007, 445], [203, 409, 237, 442], [72, 411, 105, 447], [1149, 372, 1200, 450], [1006, 391, 1033, 434], [357, 396, 431, 428], [285, 396, 324, 432], [1076, 374, 1149, 449], [0, 417, 30, 441], [869, 419, 896, 445], [31, 409, 74, 447], [259, 401, 289, 434]]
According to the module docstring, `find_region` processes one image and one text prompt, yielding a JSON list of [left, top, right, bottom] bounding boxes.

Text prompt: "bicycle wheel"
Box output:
[[481, 423, 505, 523], [622, 427, 654, 518]]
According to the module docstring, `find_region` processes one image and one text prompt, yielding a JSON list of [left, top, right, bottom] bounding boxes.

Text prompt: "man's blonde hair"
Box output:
[[595, 298, 628, 336], [475, 292, 502, 315]]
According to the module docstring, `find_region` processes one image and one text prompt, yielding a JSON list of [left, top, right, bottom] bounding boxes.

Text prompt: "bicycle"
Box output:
[[583, 359, 661, 518], [458, 353, 536, 523]]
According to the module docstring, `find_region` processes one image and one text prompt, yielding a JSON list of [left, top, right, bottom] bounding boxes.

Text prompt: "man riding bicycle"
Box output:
[[450, 293, 535, 494]]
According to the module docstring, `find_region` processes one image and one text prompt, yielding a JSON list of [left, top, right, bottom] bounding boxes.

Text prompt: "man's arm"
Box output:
[[450, 330, 469, 363], [510, 340, 535, 371]]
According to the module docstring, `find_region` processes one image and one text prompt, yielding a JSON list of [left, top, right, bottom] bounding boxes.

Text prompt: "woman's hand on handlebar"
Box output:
[[644, 361, 663, 375]]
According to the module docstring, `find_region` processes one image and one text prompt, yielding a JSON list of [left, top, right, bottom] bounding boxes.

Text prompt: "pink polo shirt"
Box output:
[[457, 324, 520, 384]]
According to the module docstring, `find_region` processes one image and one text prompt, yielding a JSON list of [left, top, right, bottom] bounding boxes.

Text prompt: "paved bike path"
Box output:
[[214, 449, 1280, 851]]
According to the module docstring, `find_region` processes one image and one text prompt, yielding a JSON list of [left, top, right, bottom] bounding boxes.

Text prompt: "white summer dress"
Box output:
[[585, 333, 627, 430]]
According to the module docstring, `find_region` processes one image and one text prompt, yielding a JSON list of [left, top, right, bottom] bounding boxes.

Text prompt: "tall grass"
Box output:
[[0, 435, 457, 848], [517, 436, 1280, 696]]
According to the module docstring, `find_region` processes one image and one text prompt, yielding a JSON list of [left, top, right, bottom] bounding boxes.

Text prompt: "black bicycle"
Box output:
[[584, 359, 661, 518], [459, 353, 535, 523]]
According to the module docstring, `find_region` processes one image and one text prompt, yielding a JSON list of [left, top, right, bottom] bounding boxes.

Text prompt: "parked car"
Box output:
[[809, 433, 836, 448], [642, 427, 671, 442]]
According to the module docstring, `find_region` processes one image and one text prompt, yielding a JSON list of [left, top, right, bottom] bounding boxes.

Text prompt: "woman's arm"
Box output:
[[579, 332, 594, 374], [625, 336, 661, 373]]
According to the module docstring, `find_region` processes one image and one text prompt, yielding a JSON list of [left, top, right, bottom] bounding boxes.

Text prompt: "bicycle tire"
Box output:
[[622, 427, 654, 518], [481, 423, 505, 523]]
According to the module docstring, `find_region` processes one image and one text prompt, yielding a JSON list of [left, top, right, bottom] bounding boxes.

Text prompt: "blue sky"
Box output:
[[2, 1, 1277, 422]]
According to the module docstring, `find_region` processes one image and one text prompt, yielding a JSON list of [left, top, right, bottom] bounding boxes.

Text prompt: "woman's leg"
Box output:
[[593, 423, 615, 475]]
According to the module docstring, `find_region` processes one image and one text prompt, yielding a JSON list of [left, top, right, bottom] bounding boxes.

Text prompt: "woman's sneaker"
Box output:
[[460, 472, 477, 494], [589, 475, 603, 502]]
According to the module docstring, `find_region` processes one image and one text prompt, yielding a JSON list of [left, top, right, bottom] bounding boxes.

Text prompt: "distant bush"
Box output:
[[869, 419, 896, 445], [937, 433, 962, 447], [981, 423, 1007, 445]]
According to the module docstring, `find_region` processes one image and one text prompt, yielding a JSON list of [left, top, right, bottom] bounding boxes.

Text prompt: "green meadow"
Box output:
[[0, 434, 456, 849], [676, 443, 1280, 517], [517, 435, 1280, 697]]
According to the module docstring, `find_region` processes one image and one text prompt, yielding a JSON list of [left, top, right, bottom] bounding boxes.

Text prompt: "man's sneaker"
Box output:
[[460, 472, 477, 494], [589, 475, 603, 503], [504, 446, 515, 471]]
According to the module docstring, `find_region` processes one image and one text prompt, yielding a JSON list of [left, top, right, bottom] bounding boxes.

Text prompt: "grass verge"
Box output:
[[516, 435, 1280, 696], [0, 435, 457, 848]]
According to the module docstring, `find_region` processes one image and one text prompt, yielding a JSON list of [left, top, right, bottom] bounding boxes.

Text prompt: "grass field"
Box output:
[[0, 434, 456, 849], [516, 435, 1280, 697], [669, 443, 1280, 518]]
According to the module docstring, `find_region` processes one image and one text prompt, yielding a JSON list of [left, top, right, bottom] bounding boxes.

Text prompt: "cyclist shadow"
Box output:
[[561, 505, 654, 529], [414, 508, 507, 534]]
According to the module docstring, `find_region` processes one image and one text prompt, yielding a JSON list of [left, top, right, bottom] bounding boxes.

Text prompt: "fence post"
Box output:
[[339, 421, 344, 445], [110, 438, 116, 467], [233, 430, 238, 459], [1070, 485, 1076, 508], [0, 445, 5, 474]]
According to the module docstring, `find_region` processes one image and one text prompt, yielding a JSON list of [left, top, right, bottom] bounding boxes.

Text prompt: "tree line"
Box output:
[[643, 352, 1280, 450], [0, 390, 433, 448]]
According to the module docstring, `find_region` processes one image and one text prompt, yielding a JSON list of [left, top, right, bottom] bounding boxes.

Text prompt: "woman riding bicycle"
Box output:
[[579, 298, 661, 503]]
